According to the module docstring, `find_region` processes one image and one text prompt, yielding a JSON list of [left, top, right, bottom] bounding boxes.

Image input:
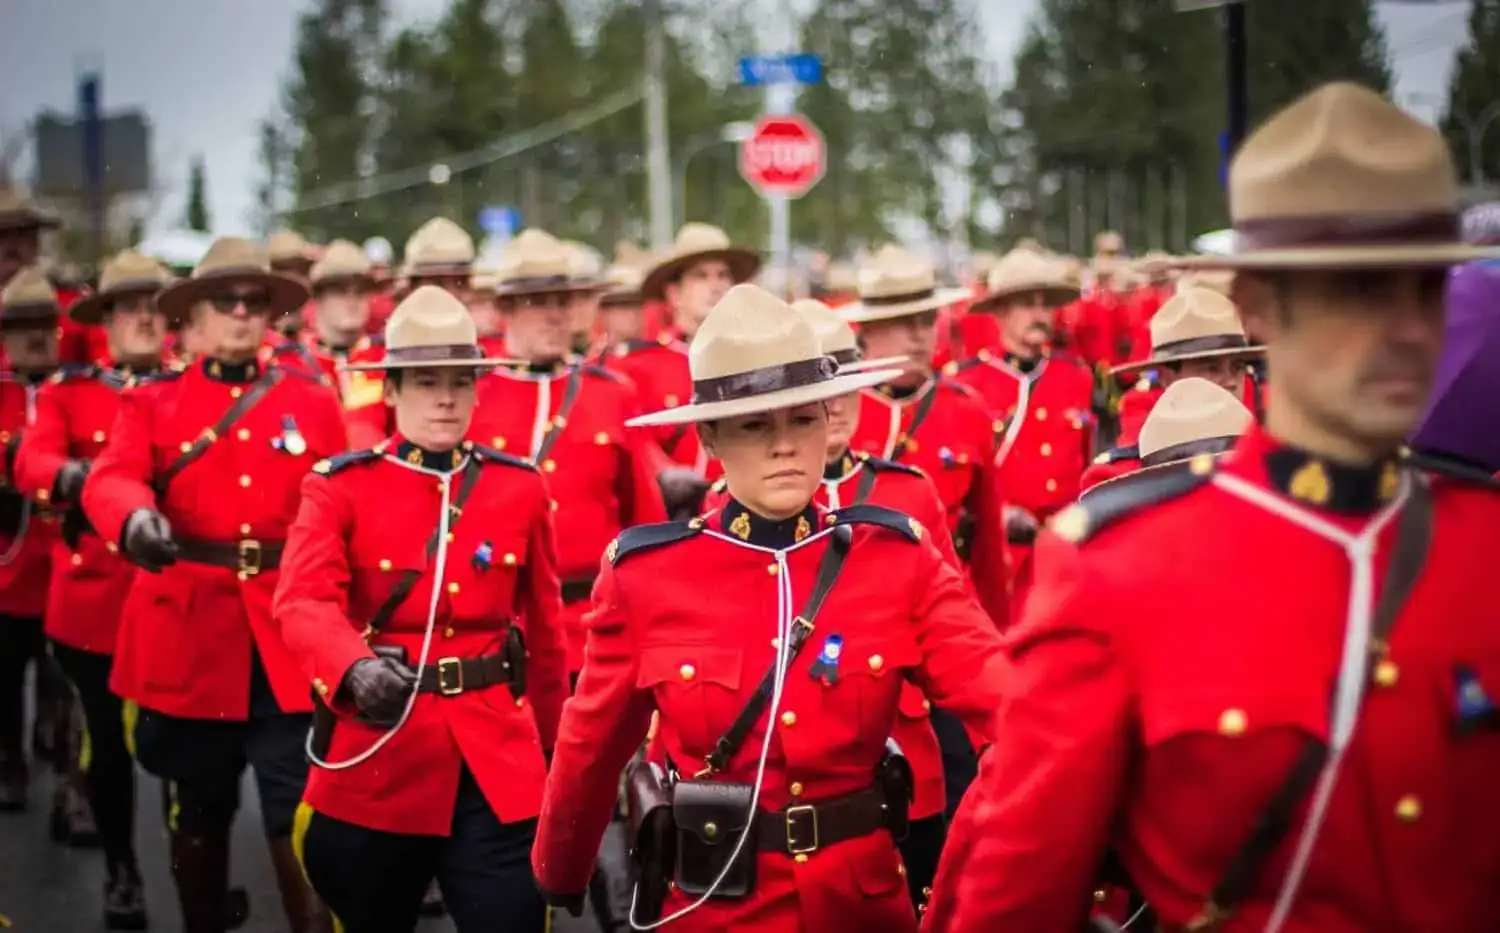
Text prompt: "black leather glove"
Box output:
[[1003, 504, 1039, 546], [543, 891, 585, 919], [121, 508, 178, 572], [54, 459, 89, 502], [657, 466, 710, 520], [341, 656, 416, 726]]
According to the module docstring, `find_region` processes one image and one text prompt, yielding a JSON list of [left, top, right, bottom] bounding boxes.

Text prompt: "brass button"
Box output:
[[664, 393, 680, 407], [770, 637, 781, 649], [922, 699, 932, 712], [1373, 660, 1399, 688], [702, 821, 718, 838], [446, 582, 460, 595], [1094, 889, 1108, 904], [766, 563, 779, 576], [868, 654, 884, 672], [1040, 442, 1052, 456], [238, 474, 251, 488], [91, 429, 106, 443], [378, 559, 392, 571], [446, 532, 455, 543], [444, 626, 456, 638], [679, 663, 696, 681], [1218, 708, 1248, 737], [515, 697, 526, 708], [549, 500, 558, 512], [1395, 795, 1422, 823], [229, 387, 244, 399], [239, 523, 252, 535], [503, 553, 518, 566], [70, 553, 83, 567], [492, 436, 506, 450], [789, 781, 804, 797], [1035, 407, 1048, 421], [780, 711, 796, 727], [179, 441, 192, 453], [236, 428, 251, 441], [793, 853, 808, 864], [542, 458, 557, 473], [551, 415, 568, 430], [35, 488, 49, 503], [105, 541, 118, 553], [1045, 478, 1058, 492], [313, 678, 329, 697], [594, 431, 610, 445], [897, 863, 906, 877]]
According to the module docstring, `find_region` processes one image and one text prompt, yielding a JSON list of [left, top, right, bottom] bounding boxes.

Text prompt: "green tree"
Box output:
[[1441, 0, 1500, 188], [184, 155, 211, 232], [1244, 0, 1392, 127]]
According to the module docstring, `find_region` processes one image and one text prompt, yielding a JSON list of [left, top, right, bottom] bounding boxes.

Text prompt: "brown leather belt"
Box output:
[[176, 538, 285, 577], [559, 575, 597, 605], [755, 786, 888, 855], [415, 651, 514, 697]]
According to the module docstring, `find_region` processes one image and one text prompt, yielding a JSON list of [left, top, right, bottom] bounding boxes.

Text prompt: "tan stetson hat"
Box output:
[[599, 264, 644, 308], [68, 250, 173, 324], [1111, 286, 1262, 375], [820, 261, 859, 296], [0, 266, 60, 330], [1175, 270, 1233, 298], [1179, 82, 1500, 270], [267, 230, 314, 269], [155, 237, 309, 324], [840, 245, 971, 323], [562, 240, 604, 282], [344, 285, 518, 372], [402, 217, 475, 278], [627, 284, 902, 427], [968, 251, 1000, 281], [614, 240, 650, 268], [971, 248, 1081, 312], [1136, 250, 1175, 275], [640, 223, 761, 302], [309, 239, 375, 289], [0, 189, 61, 233], [493, 229, 605, 297], [791, 298, 906, 373]]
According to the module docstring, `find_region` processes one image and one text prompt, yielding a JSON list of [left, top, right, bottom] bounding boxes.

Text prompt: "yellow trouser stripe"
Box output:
[[290, 801, 345, 933], [121, 699, 139, 760], [166, 780, 181, 833]]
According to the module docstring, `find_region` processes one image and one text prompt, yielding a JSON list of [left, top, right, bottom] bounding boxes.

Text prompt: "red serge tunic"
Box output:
[[271, 438, 568, 835], [925, 427, 1500, 933], [0, 374, 57, 619], [533, 500, 1008, 933]]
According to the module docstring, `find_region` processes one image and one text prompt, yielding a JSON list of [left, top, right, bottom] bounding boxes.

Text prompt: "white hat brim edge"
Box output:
[[1109, 344, 1264, 376], [1173, 242, 1500, 270], [837, 354, 910, 373], [626, 367, 906, 428], [341, 356, 522, 372], [839, 287, 973, 323]]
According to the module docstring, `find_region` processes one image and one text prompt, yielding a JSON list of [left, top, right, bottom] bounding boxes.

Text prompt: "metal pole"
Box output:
[[1224, 2, 1249, 155], [642, 0, 673, 248]]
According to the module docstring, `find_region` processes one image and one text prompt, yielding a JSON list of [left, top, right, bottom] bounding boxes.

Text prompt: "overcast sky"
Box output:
[[0, 0, 1475, 237]]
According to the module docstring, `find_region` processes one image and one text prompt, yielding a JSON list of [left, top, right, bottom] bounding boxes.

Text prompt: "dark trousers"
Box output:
[[898, 814, 947, 916], [0, 615, 44, 760], [50, 641, 137, 868], [299, 768, 544, 933], [928, 707, 979, 817]]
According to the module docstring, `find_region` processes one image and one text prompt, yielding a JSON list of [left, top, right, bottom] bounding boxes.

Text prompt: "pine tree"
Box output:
[[184, 155, 211, 232], [1441, 0, 1500, 189], [1244, 0, 1391, 126]]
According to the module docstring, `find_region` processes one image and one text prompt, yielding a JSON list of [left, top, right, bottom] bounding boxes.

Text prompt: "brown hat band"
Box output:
[[692, 355, 837, 405], [102, 277, 166, 298], [1141, 435, 1237, 468], [1234, 211, 1458, 251], [385, 344, 485, 364], [1154, 333, 1250, 357], [599, 290, 641, 308], [498, 275, 577, 292], [830, 347, 861, 366], [860, 287, 937, 307]]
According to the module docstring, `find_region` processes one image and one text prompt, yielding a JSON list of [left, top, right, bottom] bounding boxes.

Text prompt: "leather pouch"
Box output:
[[671, 779, 756, 898]]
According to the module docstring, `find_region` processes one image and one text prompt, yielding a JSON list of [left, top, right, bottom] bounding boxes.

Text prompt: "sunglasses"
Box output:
[[207, 291, 273, 314]]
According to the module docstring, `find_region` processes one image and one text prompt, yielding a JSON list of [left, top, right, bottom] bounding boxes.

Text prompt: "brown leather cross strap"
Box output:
[[891, 382, 940, 462], [1186, 475, 1435, 931], [415, 651, 514, 697], [153, 368, 283, 497], [753, 786, 887, 855], [532, 364, 586, 466]]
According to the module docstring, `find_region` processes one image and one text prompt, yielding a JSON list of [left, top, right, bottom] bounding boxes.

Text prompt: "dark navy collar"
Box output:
[[502, 358, 571, 378], [876, 381, 923, 402], [390, 437, 468, 473], [1265, 444, 1401, 514], [823, 450, 859, 482], [718, 498, 819, 549], [202, 357, 260, 383]]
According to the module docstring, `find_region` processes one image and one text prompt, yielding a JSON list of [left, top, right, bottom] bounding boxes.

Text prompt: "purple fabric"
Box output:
[[1411, 261, 1500, 470]]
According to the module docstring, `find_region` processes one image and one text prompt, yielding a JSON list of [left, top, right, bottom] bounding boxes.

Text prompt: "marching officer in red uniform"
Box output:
[[272, 285, 568, 932], [946, 246, 1094, 604], [534, 283, 1008, 932], [591, 261, 647, 360], [14, 250, 173, 928], [925, 82, 1500, 933], [629, 223, 761, 470], [267, 230, 317, 340], [1085, 286, 1264, 491], [841, 245, 1010, 625], [0, 267, 64, 816], [466, 229, 666, 683], [82, 237, 346, 933], [701, 297, 964, 914]]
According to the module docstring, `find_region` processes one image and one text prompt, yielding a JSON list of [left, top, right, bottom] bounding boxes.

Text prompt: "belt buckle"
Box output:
[[436, 657, 464, 696], [237, 539, 262, 578], [785, 804, 819, 855]]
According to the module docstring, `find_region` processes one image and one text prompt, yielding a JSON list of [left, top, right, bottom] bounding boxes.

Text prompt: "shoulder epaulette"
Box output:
[[1093, 444, 1140, 466], [468, 443, 538, 473], [124, 368, 184, 388], [827, 503, 924, 543], [1403, 449, 1500, 491], [941, 357, 984, 376], [50, 364, 99, 385], [936, 376, 981, 399], [1049, 349, 1088, 370], [311, 448, 381, 476], [581, 363, 627, 384], [857, 452, 924, 477], [607, 519, 704, 565], [1049, 458, 1213, 544]]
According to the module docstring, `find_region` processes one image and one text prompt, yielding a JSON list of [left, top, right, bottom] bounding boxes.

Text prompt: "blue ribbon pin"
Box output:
[[809, 634, 843, 686], [1454, 665, 1495, 734], [272, 415, 308, 456], [472, 540, 494, 572]]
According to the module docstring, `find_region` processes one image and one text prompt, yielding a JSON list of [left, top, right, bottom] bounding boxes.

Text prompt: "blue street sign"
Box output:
[[477, 206, 519, 238], [738, 53, 823, 87]]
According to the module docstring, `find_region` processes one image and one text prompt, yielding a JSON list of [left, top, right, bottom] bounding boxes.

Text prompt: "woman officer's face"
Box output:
[[701, 404, 827, 519]]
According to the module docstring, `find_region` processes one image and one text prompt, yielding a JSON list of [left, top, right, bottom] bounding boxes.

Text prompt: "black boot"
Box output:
[[0, 751, 25, 812], [52, 775, 100, 847], [104, 860, 149, 931], [418, 879, 446, 917]]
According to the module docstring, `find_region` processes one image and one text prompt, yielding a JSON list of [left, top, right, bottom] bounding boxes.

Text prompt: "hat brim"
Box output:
[[840, 287, 973, 323], [341, 355, 522, 373], [626, 367, 904, 428], [1110, 344, 1264, 376], [156, 269, 309, 323], [495, 281, 608, 298], [970, 283, 1081, 314], [0, 209, 62, 233], [0, 304, 59, 330], [641, 247, 762, 302], [1078, 449, 1230, 498], [311, 272, 377, 291], [67, 281, 167, 325], [837, 354, 910, 374], [1173, 241, 1500, 271]]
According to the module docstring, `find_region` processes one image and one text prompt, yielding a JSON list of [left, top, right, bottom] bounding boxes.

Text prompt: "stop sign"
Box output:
[[738, 114, 826, 199]]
